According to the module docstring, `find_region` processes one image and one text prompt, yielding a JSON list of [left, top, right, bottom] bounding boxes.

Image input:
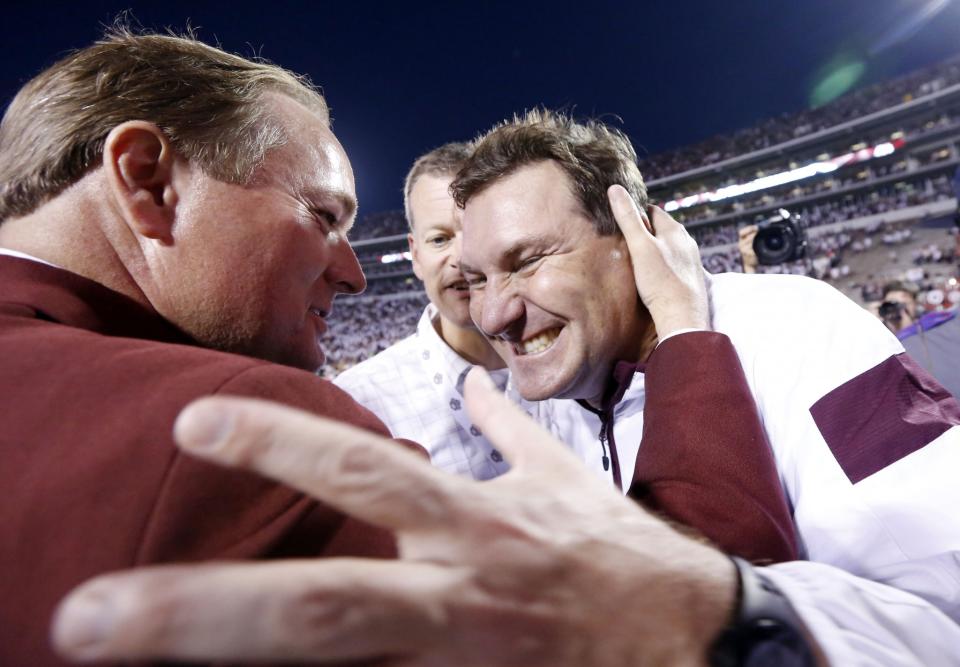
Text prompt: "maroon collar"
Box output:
[[578, 359, 647, 416], [0, 255, 194, 345]]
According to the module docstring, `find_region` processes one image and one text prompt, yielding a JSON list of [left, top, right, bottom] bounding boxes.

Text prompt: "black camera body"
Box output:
[[878, 300, 907, 329], [753, 215, 807, 265]]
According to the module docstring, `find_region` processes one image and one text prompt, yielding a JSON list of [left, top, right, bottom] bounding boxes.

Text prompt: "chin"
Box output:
[[254, 336, 324, 372], [512, 372, 573, 402]]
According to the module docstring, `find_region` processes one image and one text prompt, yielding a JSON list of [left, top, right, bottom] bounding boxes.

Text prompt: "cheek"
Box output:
[[468, 292, 484, 322]]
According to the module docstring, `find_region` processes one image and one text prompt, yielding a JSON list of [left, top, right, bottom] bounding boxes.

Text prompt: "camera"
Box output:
[[878, 300, 908, 331], [753, 209, 807, 265]]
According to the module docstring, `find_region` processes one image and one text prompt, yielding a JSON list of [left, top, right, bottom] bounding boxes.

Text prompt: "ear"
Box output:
[[102, 121, 179, 244], [408, 232, 425, 281]]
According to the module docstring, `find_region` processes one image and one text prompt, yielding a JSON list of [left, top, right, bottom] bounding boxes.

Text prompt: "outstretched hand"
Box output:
[[53, 368, 735, 666], [608, 185, 710, 336]]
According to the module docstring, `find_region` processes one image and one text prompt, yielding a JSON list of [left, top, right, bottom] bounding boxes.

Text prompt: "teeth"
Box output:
[[518, 328, 560, 355]]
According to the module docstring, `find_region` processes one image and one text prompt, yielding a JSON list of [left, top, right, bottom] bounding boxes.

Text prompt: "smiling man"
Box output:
[[0, 29, 402, 666], [453, 109, 960, 664]]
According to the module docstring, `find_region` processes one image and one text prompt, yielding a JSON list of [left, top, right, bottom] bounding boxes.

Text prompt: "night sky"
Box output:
[[3, 0, 960, 214]]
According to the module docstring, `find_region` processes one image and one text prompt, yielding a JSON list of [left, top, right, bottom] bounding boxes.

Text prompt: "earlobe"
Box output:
[[103, 121, 178, 244], [408, 233, 424, 281]]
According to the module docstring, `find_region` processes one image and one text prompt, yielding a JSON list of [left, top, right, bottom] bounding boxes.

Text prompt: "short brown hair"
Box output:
[[0, 27, 327, 222], [450, 109, 647, 236], [403, 141, 473, 230]]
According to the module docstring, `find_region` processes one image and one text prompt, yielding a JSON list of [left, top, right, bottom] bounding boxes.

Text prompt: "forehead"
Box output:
[[460, 160, 592, 264], [409, 173, 457, 230], [257, 93, 356, 207]]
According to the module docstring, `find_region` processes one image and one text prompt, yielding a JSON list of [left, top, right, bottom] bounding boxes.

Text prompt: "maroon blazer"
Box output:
[[0, 257, 404, 666]]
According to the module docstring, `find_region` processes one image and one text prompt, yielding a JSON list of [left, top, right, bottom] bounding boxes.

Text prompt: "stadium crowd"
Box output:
[[637, 55, 960, 180], [689, 173, 955, 248]]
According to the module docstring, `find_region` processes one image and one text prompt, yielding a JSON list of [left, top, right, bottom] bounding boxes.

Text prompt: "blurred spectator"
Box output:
[[878, 280, 920, 334]]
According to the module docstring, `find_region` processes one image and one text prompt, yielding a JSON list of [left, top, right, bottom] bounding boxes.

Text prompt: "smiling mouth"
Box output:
[[514, 327, 561, 356], [447, 280, 469, 292]]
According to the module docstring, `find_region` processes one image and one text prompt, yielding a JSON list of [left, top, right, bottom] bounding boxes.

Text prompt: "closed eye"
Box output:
[[312, 208, 337, 227], [517, 255, 543, 271]]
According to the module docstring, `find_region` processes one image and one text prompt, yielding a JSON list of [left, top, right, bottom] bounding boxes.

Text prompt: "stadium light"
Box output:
[[661, 137, 905, 213], [380, 251, 412, 264]]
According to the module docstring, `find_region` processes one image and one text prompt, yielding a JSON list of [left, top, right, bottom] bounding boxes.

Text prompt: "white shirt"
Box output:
[[335, 304, 517, 480], [542, 272, 960, 665]]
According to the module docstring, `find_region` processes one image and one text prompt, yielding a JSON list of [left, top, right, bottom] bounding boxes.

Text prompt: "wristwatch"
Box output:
[[709, 557, 816, 667]]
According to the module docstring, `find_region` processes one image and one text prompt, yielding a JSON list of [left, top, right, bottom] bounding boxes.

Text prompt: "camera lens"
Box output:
[[753, 221, 800, 265]]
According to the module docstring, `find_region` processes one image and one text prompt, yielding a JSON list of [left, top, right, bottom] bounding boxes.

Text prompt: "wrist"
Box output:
[[649, 546, 738, 667], [651, 311, 711, 338]]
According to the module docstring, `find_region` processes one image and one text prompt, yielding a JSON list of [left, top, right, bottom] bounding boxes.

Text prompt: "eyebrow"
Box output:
[[459, 235, 543, 276]]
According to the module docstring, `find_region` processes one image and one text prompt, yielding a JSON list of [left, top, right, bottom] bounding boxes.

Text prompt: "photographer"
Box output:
[[879, 281, 919, 334]]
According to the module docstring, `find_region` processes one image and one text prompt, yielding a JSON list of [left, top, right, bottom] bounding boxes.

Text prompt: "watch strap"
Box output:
[[709, 556, 816, 667]]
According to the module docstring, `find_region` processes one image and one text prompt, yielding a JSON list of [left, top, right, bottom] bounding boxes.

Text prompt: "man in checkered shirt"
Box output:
[[335, 143, 527, 480]]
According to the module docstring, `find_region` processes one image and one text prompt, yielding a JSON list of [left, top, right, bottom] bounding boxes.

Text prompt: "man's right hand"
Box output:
[[53, 368, 739, 666], [737, 224, 759, 274], [607, 186, 710, 337]]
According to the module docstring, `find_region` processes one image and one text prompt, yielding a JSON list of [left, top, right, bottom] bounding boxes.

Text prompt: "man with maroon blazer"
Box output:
[[1, 29, 798, 667]]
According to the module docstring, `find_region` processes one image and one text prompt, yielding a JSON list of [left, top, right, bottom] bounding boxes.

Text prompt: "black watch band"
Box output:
[[709, 557, 816, 667]]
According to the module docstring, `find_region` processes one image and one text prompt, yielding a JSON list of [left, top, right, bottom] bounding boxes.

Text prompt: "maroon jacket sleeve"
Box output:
[[629, 331, 798, 564]]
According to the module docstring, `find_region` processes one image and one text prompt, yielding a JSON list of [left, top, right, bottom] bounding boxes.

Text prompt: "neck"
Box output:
[[436, 314, 505, 370], [584, 318, 658, 409], [0, 182, 149, 309]]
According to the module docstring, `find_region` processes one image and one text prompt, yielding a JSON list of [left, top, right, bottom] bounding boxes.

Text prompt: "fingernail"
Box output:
[[53, 588, 115, 658], [174, 401, 234, 451]]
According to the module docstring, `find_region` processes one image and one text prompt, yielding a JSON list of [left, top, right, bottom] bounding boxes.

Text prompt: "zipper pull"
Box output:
[[598, 424, 610, 471]]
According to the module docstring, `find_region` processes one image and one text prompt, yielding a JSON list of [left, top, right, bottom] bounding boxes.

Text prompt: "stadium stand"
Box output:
[[324, 55, 960, 375]]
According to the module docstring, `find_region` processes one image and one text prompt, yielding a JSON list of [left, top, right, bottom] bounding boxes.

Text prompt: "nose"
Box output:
[[326, 237, 367, 295], [474, 278, 524, 339], [449, 233, 463, 269]]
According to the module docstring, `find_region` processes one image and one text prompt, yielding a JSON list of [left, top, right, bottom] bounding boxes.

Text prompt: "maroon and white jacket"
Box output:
[[537, 271, 960, 665]]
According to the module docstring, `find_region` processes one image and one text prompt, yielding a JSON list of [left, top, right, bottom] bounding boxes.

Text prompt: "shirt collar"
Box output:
[[0, 247, 60, 268], [416, 303, 510, 393]]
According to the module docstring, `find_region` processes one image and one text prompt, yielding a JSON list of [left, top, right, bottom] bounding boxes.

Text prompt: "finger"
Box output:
[[463, 368, 592, 479], [174, 397, 464, 531], [53, 560, 465, 664], [608, 184, 653, 241], [647, 205, 697, 245]]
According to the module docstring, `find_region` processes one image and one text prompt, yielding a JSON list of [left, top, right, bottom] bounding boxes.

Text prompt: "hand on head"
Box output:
[[608, 186, 711, 336]]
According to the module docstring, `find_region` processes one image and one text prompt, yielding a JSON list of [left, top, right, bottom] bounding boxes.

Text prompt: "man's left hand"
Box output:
[[608, 186, 710, 336]]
